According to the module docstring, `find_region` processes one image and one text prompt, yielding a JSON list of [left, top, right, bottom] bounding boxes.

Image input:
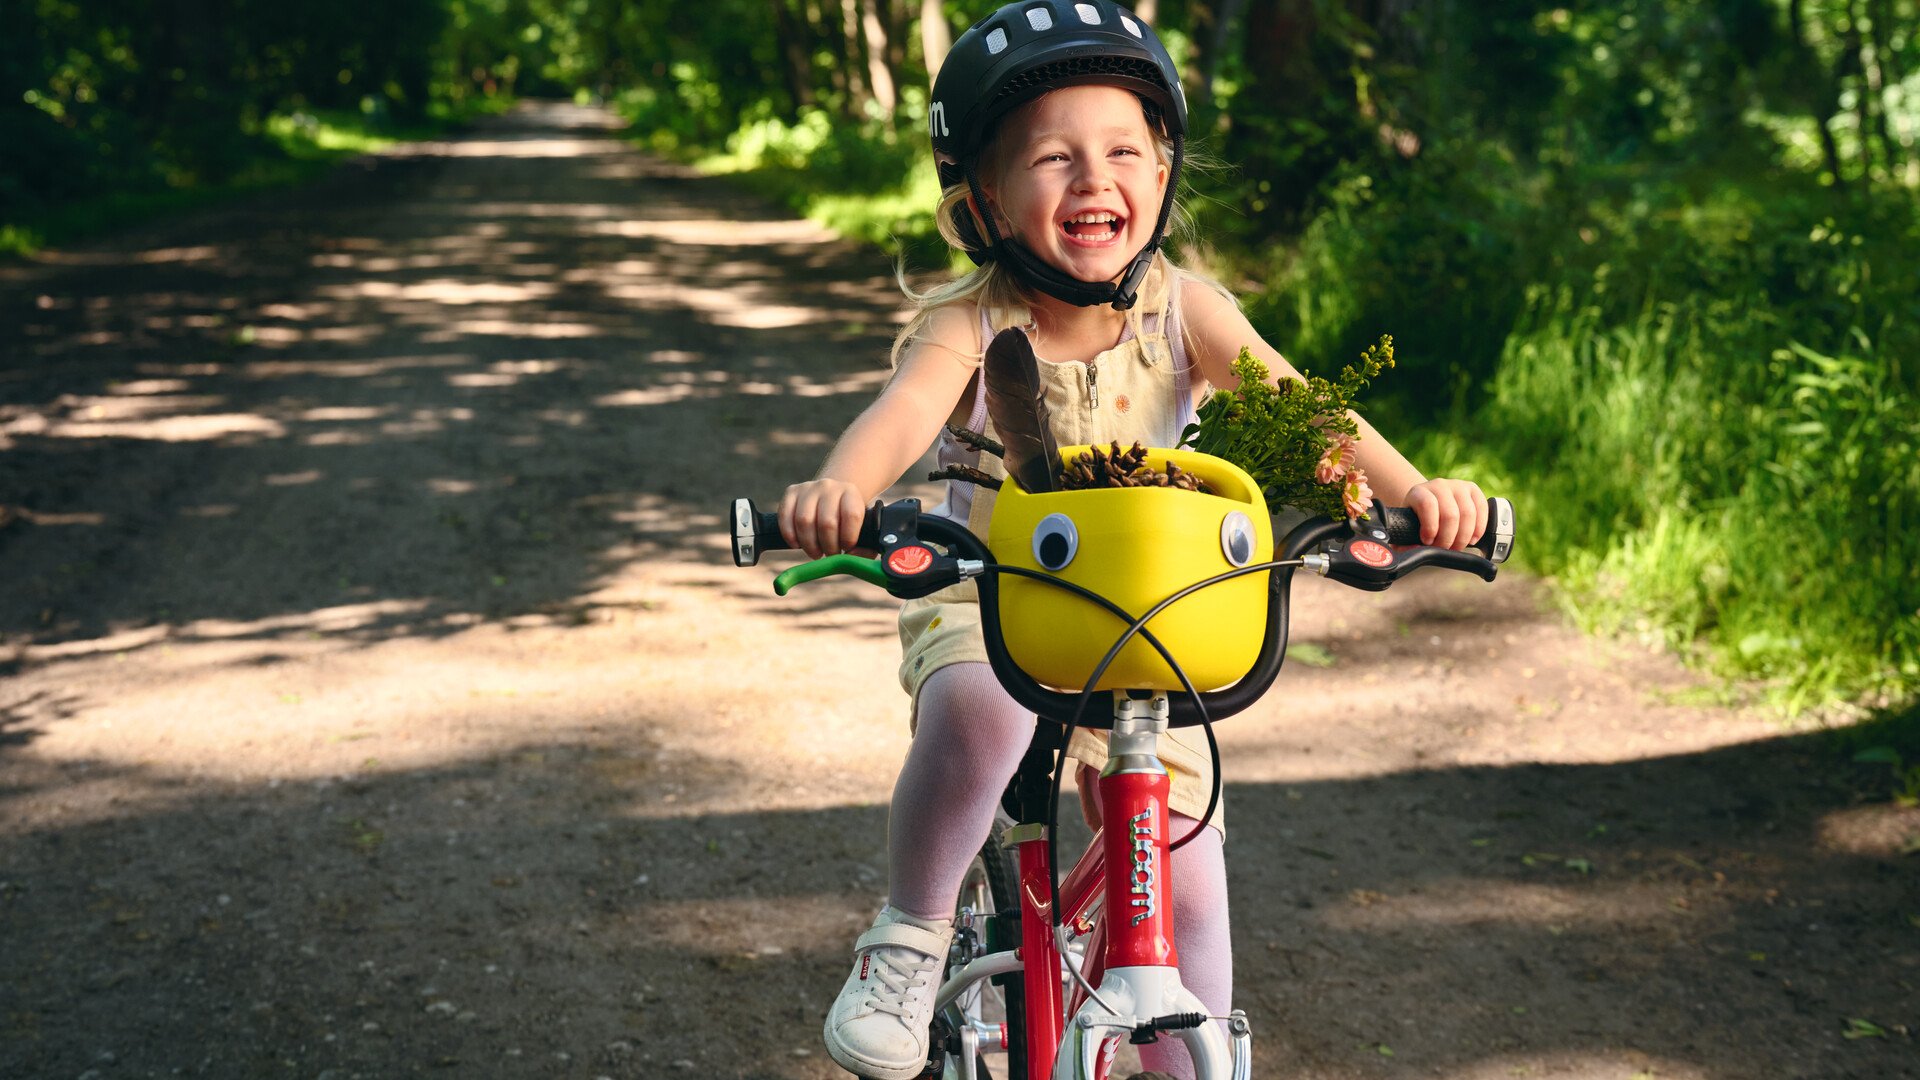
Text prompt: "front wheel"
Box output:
[[937, 815, 1024, 1080]]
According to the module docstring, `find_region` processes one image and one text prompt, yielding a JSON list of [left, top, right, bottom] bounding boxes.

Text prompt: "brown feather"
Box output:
[[982, 327, 1062, 493]]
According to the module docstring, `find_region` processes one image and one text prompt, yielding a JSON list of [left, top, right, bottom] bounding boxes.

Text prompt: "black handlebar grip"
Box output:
[[1380, 497, 1514, 564], [730, 497, 784, 567], [729, 497, 889, 567], [1381, 506, 1423, 546]]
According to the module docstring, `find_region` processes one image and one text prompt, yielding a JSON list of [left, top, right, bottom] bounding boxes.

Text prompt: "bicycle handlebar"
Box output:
[[734, 496, 1515, 572], [728, 492, 1516, 728], [733, 495, 1515, 569]]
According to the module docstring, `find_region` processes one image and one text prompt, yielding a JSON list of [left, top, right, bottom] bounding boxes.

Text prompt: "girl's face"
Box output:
[[985, 85, 1169, 287]]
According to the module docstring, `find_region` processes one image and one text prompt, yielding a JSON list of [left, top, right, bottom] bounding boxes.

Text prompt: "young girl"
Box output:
[[780, 5, 1487, 1078]]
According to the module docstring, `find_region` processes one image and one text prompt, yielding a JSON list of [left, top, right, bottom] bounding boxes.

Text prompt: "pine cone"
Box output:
[[1055, 441, 1213, 494]]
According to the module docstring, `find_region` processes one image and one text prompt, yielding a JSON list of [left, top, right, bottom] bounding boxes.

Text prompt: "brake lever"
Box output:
[[1391, 545, 1498, 582], [1305, 536, 1497, 589], [845, 499, 971, 598]]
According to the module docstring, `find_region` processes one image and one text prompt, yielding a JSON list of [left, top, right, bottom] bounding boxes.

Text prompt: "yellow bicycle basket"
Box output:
[[987, 446, 1273, 693]]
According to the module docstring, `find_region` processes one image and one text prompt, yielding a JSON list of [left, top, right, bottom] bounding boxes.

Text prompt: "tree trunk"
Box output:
[[1189, 0, 1248, 113], [1134, 0, 1158, 22], [840, 0, 873, 115], [806, 0, 851, 102], [1841, 0, 1874, 180], [921, 0, 953, 82], [860, 0, 899, 114], [1789, 0, 1848, 188], [775, 0, 817, 115], [1862, 0, 1899, 181], [1241, 0, 1321, 109], [883, 0, 909, 85]]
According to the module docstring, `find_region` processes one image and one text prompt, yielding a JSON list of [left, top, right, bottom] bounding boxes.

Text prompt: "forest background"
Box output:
[[5, 0, 1917, 727]]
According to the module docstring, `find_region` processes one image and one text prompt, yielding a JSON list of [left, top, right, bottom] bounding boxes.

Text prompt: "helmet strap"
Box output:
[[963, 134, 1185, 312]]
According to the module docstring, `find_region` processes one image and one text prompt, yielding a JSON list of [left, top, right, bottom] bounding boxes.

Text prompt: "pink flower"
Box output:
[[1341, 467, 1374, 519], [1315, 433, 1358, 485]]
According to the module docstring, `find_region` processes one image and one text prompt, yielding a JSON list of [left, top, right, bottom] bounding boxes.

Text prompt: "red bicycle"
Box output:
[[731, 446, 1513, 1080]]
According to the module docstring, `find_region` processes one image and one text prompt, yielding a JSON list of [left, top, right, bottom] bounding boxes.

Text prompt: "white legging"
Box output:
[[888, 663, 1231, 1080]]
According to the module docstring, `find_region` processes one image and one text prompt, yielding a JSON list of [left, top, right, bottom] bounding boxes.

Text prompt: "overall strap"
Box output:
[[1164, 283, 1200, 438], [968, 305, 992, 431]]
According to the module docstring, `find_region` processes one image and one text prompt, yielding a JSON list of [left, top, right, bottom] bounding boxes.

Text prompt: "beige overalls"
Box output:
[[896, 265, 1225, 829]]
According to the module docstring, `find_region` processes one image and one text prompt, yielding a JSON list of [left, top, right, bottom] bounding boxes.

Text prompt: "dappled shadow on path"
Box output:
[[0, 100, 906, 663], [1, 710, 1913, 1079]]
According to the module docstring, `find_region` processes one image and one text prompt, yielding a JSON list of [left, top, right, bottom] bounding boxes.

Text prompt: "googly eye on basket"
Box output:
[[1032, 513, 1079, 570], [1220, 511, 1256, 567]]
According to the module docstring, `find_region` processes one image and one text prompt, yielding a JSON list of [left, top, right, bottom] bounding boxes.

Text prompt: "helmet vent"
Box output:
[[986, 26, 1009, 54], [1076, 3, 1101, 23], [1121, 15, 1142, 36], [995, 56, 1167, 105], [1027, 6, 1053, 30]]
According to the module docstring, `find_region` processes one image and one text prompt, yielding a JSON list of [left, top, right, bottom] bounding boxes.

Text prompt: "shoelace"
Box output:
[[859, 945, 940, 1021]]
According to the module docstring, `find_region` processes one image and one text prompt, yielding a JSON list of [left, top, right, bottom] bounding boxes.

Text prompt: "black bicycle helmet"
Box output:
[[929, 1, 1188, 310]]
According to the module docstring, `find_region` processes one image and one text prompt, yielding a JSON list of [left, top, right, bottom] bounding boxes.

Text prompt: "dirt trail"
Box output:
[[1, 101, 1913, 1080]]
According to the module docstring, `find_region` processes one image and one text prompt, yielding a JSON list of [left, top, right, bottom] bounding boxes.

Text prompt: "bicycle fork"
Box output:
[[1057, 694, 1252, 1080]]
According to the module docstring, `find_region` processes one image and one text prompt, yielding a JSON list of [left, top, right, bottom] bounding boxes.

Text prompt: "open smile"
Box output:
[[1058, 210, 1127, 248]]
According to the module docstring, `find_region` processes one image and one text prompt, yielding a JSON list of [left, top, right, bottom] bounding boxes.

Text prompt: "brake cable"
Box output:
[[974, 556, 1306, 1017]]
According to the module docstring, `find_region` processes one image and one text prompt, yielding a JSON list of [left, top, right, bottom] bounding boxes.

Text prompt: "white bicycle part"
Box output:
[[935, 950, 1023, 1015], [939, 826, 1022, 1080], [1053, 966, 1251, 1080]]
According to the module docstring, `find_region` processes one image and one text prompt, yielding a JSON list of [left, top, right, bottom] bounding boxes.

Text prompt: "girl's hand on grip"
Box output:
[[779, 479, 867, 560], [1405, 478, 1487, 551]]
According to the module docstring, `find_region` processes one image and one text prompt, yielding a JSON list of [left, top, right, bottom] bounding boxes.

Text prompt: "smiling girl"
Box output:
[[777, 4, 1486, 1078]]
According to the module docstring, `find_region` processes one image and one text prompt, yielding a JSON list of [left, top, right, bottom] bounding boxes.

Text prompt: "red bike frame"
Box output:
[[1005, 754, 1181, 1080]]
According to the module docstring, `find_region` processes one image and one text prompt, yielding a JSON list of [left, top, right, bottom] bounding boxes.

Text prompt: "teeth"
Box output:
[[1064, 212, 1119, 225]]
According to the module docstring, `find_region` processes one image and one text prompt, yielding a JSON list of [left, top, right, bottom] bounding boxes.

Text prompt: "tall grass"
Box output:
[[1452, 268, 1918, 713]]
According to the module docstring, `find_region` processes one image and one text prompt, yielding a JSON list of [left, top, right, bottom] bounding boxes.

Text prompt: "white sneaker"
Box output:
[[823, 907, 955, 1080]]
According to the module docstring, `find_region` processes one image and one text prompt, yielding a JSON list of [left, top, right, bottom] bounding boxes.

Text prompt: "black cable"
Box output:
[[973, 564, 1207, 951], [978, 558, 1305, 952], [1042, 557, 1306, 945], [1057, 558, 1306, 839]]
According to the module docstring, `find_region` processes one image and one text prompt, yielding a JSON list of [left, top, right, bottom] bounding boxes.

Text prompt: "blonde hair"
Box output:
[[890, 97, 1235, 370]]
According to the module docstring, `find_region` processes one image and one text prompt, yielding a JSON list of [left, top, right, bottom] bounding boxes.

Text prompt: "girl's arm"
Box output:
[[1181, 284, 1487, 548], [779, 304, 981, 559]]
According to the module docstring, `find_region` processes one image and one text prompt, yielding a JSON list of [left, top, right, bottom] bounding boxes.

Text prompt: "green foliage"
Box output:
[[4, 1, 457, 207], [1199, 0, 1920, 713], [1411, 284, 1910, 711], [0, 0, 530, 250], [1225, 141, 1536, 414], [1180, 337, 1395, 520]]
